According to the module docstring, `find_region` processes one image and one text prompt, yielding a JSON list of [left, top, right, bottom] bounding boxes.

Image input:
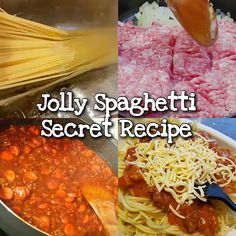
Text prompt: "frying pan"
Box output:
[[118, 0, 236, 118], [0, 118, 117, 236], [119, 0, 236, 21]]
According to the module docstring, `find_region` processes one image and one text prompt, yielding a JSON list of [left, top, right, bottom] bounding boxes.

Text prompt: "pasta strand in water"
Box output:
[[0, 9, 117, 90]]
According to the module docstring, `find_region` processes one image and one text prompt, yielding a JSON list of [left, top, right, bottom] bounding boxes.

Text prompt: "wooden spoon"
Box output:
[[167, 0, 218, 46], [78, 181, 117, 236], [76, 156, 117, 236]]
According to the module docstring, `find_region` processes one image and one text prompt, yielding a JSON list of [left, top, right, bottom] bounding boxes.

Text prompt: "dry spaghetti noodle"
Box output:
[[0, 9, 116, 90]]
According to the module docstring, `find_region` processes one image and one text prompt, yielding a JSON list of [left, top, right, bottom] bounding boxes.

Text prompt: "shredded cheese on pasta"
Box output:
[[169, 204, 185, 219], [127, 136, 236, 205]]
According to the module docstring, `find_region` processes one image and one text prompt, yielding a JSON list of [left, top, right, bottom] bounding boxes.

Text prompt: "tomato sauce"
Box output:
[[119, 133, 236, 236], [124, 147, 137, 162], [0, 125, 117, 236], [168, 201, 218, 236], [119, 165, 220, 236]]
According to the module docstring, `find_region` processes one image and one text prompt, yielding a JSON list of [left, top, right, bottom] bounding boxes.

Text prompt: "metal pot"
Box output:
[[0, 0, 118, 119], [0, 118, 117, 236]]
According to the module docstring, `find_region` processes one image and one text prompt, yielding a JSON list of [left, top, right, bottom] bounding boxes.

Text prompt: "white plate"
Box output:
[[190, 120, 236, 236]]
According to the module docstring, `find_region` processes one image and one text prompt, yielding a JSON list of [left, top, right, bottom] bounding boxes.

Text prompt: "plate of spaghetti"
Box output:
[[118, 119, 236, 236]]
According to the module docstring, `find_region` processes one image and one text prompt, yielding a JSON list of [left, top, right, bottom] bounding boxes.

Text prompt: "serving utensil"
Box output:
[[205, 183, 236, 211], [77, 174, 117, 236], [167, 0, 218, 46]]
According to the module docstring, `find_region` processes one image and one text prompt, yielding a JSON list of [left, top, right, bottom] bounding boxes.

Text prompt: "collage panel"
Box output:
[[118, 118, 236, 236], [0, 0, 236, 236], [118, 0, 236, 118], [0, 0, 117, 119], [0, 119, 118, 236], [0, 0, 118, 235]]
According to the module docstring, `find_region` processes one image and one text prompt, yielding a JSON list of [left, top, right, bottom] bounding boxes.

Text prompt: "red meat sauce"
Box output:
[[119, 133, 236, 236], [0, 125, 117, 236]]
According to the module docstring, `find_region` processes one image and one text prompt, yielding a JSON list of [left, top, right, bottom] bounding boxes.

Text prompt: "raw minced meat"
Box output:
[[118, 20, 236, 117], [173, 31, 212, 79], [209, 20, 236, 61]]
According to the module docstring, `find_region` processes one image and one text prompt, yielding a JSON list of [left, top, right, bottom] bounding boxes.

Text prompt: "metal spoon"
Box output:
[[205, 183, 236, 211], [167, 0, 218, 46]]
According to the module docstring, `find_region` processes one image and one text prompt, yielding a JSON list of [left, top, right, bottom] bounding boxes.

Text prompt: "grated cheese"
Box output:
[[169, 204, 185, 219], [128, 136, 236, 205]]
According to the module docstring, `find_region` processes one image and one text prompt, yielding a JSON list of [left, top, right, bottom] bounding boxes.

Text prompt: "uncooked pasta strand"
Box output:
[[0, 8, 67, 36], [0, 9, 117, 90]]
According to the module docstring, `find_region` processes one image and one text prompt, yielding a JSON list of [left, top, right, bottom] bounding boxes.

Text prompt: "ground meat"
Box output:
[[118, 22, 174, 100], [209, 20, 236, 60], [118, 20, 236, 117], [173, 30, 212, 79], [119, 63, 171, 99]]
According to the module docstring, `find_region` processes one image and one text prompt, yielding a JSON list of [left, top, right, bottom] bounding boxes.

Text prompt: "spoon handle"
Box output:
[[205, 183, 236, 211], [166, 0, 218, 46]]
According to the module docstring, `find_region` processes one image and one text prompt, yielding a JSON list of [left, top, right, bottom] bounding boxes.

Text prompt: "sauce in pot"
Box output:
[[0, 125, 117, 236]]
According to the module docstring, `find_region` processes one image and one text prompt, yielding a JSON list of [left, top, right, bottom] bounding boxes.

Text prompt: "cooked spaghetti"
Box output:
[[118, 125, 236, 236], [0, 8, 116, 90]]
